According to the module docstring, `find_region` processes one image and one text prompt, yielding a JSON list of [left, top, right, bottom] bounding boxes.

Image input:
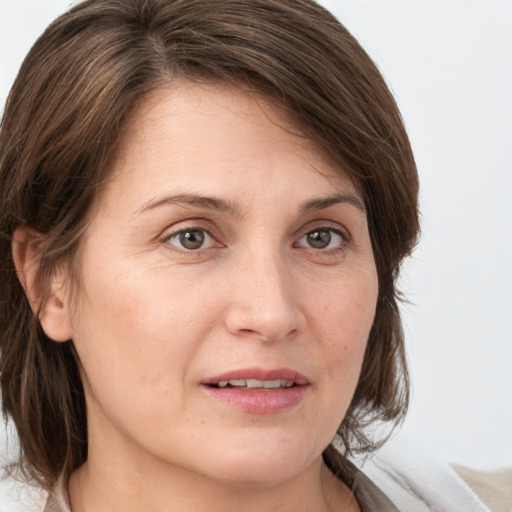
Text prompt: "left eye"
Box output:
[[297, 228, 344, 250], [166, 229, 216, 251]]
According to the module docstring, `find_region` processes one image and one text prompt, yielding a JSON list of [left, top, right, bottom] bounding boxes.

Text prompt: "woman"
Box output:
[[0, 0, 487, 510]]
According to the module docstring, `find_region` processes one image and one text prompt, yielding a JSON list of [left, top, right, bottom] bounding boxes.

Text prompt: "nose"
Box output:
[[223, 252, 306, 343]]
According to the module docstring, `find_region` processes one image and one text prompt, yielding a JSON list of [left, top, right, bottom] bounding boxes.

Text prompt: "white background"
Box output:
[[1, 0, 511, 471]]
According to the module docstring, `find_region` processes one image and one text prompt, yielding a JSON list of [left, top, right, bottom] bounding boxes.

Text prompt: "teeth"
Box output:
[[216, 379, 295, 389], [262, 379, 282, 388], [228, 379, 246, 387], [247, 379, 264, 388]]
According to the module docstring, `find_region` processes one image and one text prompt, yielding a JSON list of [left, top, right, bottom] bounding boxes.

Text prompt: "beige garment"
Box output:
[[453, 465, 512, 512]]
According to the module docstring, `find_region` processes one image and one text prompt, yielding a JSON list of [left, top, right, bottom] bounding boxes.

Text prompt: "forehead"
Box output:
[[101, 81, 361, 211]]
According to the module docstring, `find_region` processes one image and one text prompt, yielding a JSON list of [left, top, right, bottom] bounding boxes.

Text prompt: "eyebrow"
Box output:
[[139, 192, 365, 217], [140, 194, 244, 218], [299, 193, 366, 215]]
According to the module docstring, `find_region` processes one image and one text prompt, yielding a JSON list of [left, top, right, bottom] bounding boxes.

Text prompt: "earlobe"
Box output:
[[12, 227, 74, 343]]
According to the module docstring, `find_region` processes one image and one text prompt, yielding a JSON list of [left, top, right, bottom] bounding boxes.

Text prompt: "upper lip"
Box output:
[[201, 367, 309, 386]]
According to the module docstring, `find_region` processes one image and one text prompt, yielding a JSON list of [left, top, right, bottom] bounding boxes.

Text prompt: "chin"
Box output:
[[204, 460, 307, 488], [191, 435, 321, 488]]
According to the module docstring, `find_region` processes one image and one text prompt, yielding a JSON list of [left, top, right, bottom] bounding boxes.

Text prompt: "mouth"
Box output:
[[201, 368, 309, 413], [208, 378, 296, 390], [202, 367, 309, 389]]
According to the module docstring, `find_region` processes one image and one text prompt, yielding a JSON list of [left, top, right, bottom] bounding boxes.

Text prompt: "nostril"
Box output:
[[224, 302, 305, 343]]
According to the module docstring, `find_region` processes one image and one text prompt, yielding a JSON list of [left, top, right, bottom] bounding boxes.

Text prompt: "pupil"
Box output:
[[307, 230, 331, 249], [180, 230, 205, 250]]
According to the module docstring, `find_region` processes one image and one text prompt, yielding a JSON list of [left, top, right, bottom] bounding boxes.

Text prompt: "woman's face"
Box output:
[[63, 83, 378, 485]]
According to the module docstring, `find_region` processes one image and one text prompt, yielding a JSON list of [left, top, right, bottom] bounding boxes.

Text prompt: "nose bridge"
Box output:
[[224, 244, 304, 341], [247, 248, 291, 308]]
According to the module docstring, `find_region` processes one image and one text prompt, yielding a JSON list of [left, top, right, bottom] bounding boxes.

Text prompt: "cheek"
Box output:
[[309, 269, 378, 402], [69, 265, 210, 402], [312, 264, 378, 341]]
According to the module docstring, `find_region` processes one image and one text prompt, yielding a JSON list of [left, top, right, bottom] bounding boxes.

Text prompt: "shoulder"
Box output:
[[0, 472, 47, 512], [0, 471, 71, 512], [452, 464, 512, 512], [350, 433, 494, 512]]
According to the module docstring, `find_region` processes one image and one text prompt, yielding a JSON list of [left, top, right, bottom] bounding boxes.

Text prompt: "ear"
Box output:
[[12, 227, 74, 342]]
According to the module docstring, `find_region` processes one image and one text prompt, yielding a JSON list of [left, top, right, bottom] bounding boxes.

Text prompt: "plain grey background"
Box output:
[[1, 0, 511, 471]]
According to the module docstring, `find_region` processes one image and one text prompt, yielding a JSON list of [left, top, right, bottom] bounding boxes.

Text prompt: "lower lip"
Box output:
[[202, 385, 309, 413]]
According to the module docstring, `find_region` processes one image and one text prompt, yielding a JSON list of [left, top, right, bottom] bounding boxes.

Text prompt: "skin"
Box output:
[[16, 82, 378, 511]]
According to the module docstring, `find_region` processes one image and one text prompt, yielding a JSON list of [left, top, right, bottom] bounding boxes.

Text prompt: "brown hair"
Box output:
[[0, 0, 419, 490]]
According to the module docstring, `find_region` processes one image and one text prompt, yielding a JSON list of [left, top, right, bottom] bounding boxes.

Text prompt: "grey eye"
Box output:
[[307, 229, 332, 249], [298, 228, 344, 250], [180, 230, 205, 249], [167, 229, 214, 251]]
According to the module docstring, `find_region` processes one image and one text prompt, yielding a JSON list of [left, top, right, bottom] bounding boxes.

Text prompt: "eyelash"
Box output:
[[161, 223, 349, 256]]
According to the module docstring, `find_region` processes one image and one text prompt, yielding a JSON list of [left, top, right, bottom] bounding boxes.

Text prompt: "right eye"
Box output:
[[165, 228, 216, 251]]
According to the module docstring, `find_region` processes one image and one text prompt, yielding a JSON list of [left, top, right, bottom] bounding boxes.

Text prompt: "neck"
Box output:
[[68, 446, 358, 512]]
